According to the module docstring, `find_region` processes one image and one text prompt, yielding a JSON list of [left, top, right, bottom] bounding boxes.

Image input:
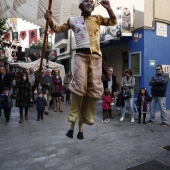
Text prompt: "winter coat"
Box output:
[[15, 80, 32, 107], [52, 76, 63, 93], [103, 75, 117, 96], [63, 76, 72, 91], [149, 72, 169, 97], [136, 94, 152, 113], [34, 96, 47, 110], [0, 93, 13, 109], [0, 73, 11, 94], [121, 76, 135, 97], [102, 95, 113, 110], [40, 75, 53, 95]]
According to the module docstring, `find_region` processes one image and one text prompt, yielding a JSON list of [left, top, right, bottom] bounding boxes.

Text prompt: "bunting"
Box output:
[[12, 32, 18, 41], [29, 29, 37, 45], [39, 28, 44, 38], [4, 33, 10, 42], [20, 31, 27, 40]]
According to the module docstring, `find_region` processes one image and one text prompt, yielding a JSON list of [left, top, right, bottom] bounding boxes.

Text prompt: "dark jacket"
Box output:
[[136, 94, 152, 113], [34, 96, 47, 110], [149, 72, 169, 97], [40, 75, 52, 95], [0, 73, 11, 94], [0, 93, 13, 109], [103, 75, 117, 96], [15, 80, 32, 107]]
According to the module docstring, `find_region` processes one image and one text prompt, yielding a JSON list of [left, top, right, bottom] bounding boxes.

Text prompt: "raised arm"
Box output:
[[100, 0, 117, 25], [44, 10, 70, 34]]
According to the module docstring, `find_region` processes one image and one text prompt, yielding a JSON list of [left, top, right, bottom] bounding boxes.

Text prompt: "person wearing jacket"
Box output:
[[0, 67, 11, 116], [0, 87, 13, 125], [136, 87, 152, 124], [34, 91, 47, 121], [103, 67, 117, 119], [148, 65, 169, 126], [15, 73, 32, 123], [120, 69, 135, 123], [51, 70, 63, 112], [102, 88, 113, 123]]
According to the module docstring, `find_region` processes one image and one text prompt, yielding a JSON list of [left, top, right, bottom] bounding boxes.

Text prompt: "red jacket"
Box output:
[[52, 76, 62, 93], [102, 95, 113, 110]]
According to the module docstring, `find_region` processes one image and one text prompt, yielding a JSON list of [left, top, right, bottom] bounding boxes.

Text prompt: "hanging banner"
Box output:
[[4, 33, 10, 42], [12, 31, 18, 41], [39, 28, 44, 38], [29, 29, 38, 45], [20, 31, 27, 40]]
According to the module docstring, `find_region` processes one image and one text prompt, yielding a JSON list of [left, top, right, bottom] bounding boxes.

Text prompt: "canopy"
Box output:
[[10, 58, 65, 80], [0, 0, 81, 28]]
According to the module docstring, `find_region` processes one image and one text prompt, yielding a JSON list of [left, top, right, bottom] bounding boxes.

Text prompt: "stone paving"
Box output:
[[0, 100, 170, 170]]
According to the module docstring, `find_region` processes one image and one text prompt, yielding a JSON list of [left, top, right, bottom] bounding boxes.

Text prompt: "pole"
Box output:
[[37, 0, 52, 85]]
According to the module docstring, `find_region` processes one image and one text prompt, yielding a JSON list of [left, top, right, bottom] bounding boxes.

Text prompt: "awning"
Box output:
[[0, 0, 81, 28], [10, 58, 65, 80]]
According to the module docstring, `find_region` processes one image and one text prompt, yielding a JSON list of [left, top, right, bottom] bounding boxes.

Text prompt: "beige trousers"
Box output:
[[68, 53, 103, 125]]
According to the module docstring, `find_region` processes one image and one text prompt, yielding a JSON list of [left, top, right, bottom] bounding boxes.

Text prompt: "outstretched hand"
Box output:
[[44, 10, 52, 20], [100, 0, 111, 10]]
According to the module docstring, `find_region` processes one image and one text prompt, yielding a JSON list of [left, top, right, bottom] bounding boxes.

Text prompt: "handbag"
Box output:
[[123, 87, 131, 99], [116, 88, 125, 107]]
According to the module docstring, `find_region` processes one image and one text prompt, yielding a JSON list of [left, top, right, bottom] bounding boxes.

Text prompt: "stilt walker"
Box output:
[[44, 0, 117, 139]]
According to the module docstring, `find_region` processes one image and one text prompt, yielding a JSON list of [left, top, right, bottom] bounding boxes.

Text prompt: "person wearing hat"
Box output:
[[45, 0, 117, 139]]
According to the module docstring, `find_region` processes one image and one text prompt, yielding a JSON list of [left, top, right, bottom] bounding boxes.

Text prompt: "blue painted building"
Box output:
[[101, 22, 170, 109]]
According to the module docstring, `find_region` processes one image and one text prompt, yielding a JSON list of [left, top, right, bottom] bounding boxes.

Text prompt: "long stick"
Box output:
[[38, 0, 52, 85]]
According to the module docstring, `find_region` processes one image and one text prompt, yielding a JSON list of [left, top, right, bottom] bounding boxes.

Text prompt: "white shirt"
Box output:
[[108, 77, 112, 94]]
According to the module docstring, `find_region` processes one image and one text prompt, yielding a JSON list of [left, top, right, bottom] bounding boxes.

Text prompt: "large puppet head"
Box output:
[[79, 0, 95, 16]]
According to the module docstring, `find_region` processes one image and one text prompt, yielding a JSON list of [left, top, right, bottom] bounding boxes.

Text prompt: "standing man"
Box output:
[[148, 65, 169, 126], [0, 67, 11, 116], [45, 0, 117, 139], [40, 69, 52, 115], [28, 67, 37, 100], [103, 67, 117, 119]]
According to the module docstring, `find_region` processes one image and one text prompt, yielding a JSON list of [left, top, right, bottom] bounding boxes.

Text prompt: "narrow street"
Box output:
[[0, 100, 170, 170]]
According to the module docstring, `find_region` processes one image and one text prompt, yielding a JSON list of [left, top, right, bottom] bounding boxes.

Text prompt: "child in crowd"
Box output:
[[102, 88, 113, 123], [136, 87, 152, 124], [0, 87, 13, 125], [34, 91, 47, 121]]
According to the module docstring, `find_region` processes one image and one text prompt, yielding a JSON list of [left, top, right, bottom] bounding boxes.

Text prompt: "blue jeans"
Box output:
[[121, 97, 135, 118], [149, 97, 167, 122]]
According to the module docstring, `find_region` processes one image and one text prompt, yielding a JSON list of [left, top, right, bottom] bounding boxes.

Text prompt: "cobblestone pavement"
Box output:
[[0, 100, 170, 170]]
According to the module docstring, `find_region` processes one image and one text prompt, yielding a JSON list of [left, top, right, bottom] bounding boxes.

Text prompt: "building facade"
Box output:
[[53, 0, 170, 109]]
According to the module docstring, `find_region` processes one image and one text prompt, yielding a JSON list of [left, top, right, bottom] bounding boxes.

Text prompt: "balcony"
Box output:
[[54, 32, 68, 49]]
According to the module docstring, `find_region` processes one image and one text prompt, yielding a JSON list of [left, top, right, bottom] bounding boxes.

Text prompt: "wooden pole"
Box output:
[[38, 0, 52, 85]]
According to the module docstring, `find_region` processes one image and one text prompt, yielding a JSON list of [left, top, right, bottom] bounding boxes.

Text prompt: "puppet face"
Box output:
[[80, 0, 95, 15]]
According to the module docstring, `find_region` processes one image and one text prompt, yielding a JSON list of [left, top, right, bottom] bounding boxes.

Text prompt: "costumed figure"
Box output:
[[44, 0, 117, 139]]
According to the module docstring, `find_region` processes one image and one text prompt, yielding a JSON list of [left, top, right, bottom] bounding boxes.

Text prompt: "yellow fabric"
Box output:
[[49, 14, 117, 56]]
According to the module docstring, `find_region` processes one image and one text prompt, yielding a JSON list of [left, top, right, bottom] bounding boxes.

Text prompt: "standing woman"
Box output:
[[120, 69, 135, 123], [52, 70, 63, 112], [15, 73, 32, 123], [63, 70, 73, 106]]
